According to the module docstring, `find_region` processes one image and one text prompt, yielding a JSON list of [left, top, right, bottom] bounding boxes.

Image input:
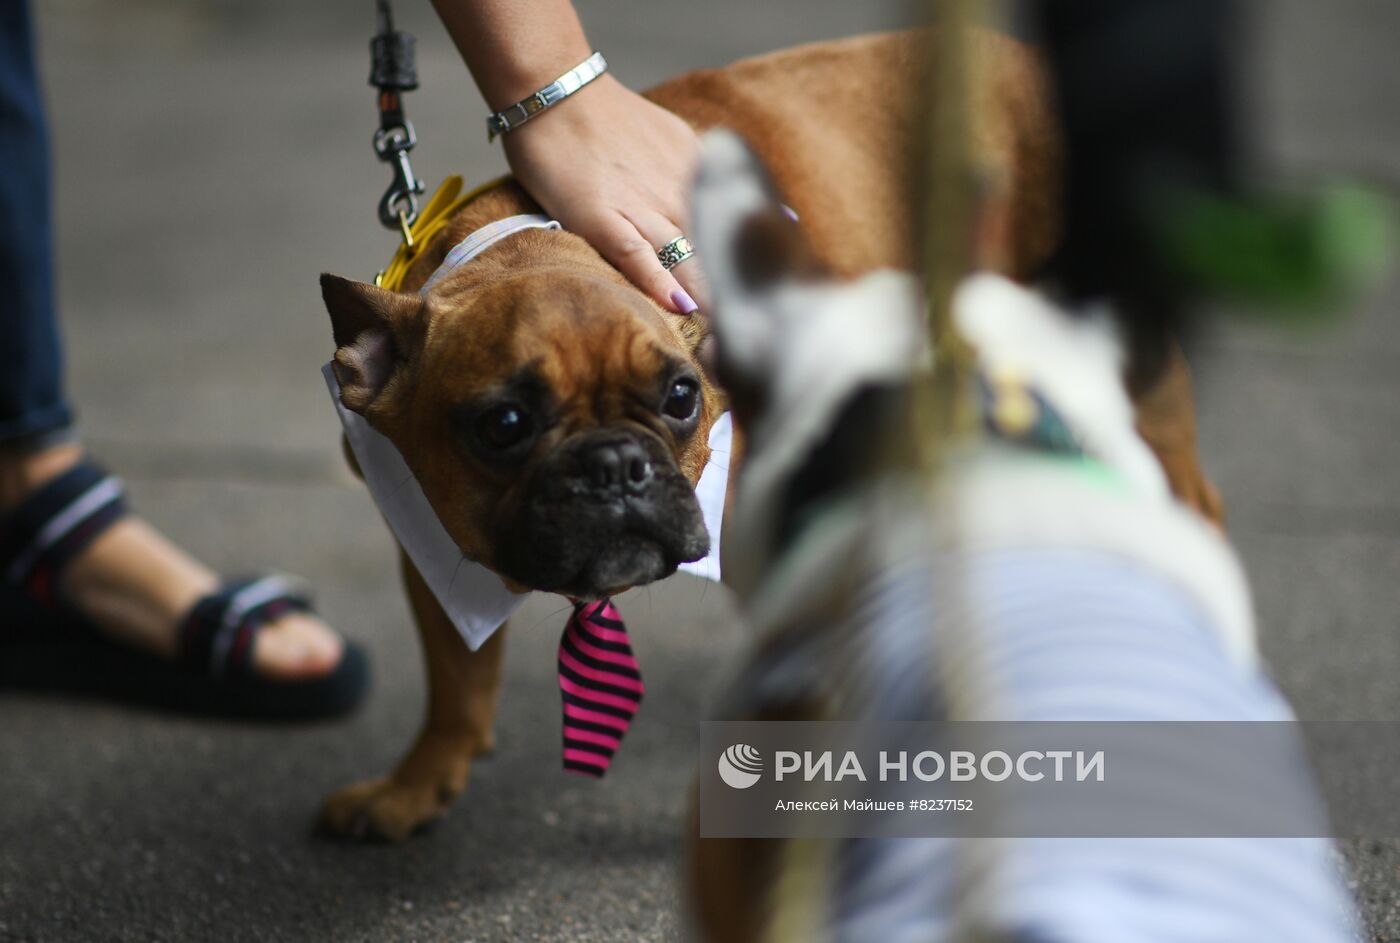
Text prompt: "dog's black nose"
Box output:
[[582, 439, 654, 496]]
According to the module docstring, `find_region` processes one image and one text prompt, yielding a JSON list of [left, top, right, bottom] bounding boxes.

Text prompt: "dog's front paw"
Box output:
[[319, 772, 465, 842], [319, 734, 476, 841]]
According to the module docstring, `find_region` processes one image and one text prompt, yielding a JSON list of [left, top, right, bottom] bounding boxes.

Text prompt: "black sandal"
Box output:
[[0, 461, 369, 720]]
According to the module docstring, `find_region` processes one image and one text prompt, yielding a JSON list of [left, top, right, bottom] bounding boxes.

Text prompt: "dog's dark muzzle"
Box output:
[[495, 431, 710, 597]]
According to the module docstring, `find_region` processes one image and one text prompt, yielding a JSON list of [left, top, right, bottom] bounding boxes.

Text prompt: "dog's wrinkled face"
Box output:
[[321, 254, 714, 599]]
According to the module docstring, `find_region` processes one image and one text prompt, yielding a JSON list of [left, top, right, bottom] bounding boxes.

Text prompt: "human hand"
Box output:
[[502, 74, 706, 314]]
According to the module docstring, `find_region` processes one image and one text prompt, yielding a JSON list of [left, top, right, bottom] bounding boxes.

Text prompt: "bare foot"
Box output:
[[1, 444, 344, 680]]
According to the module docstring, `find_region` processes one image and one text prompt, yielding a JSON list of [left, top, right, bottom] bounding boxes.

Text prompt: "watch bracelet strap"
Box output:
[[486, 51, 608, 141]]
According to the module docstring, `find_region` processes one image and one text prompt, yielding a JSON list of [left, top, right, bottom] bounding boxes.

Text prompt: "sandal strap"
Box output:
[[178, 575, 313, 678], [1, 461, 128, 606]]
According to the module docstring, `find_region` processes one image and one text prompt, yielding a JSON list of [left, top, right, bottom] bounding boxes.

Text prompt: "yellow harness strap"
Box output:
[[374, 174, 510, 291]]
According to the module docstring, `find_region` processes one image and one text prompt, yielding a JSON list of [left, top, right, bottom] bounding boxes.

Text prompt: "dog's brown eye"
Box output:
[[663, 379, 699, 421], [477, 404, 533, 450]]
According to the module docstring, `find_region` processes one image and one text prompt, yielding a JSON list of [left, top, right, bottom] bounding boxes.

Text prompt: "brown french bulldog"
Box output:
[[318, 29, 1220, 841]]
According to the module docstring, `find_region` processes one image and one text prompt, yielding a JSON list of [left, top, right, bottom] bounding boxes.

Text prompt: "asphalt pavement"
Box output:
[[2, 1, 1399, 940]]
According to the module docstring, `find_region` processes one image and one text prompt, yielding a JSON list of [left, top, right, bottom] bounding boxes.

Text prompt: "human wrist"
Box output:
[[477, 43, 595, 111], [439, 0, 594, 113], [485, 51, 609, 140], [500, 72, 623, 147]]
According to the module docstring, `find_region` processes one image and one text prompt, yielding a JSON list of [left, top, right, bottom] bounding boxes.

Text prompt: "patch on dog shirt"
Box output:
[[323, 364, 730, 650]]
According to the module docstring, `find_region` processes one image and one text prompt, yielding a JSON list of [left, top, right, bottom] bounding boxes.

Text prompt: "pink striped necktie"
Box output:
[[558, 598, 644, 777]]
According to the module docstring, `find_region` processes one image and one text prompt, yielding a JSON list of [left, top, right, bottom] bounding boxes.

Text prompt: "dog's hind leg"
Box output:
[[320, 550, 507, 842], [1130, 344, 1225, 527]]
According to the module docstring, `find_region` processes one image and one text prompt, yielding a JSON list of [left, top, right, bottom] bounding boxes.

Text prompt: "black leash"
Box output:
[[369, 0, 425, 242]]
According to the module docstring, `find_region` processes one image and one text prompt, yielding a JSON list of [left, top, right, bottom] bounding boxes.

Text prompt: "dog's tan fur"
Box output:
[[319, 29, 1219, 841]]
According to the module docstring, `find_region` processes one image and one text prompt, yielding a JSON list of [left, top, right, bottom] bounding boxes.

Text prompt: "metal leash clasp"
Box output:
[[374, 119, 425, 239]]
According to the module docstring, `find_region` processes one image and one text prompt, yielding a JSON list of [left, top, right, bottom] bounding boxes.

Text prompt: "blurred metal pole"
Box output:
[[921, 5, 1005, 943], [759, 4, 998, 939], [918, 0, 981, 471]]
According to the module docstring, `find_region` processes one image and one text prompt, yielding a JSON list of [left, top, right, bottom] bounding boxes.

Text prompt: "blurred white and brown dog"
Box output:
[[684, 130, 1352, 943]]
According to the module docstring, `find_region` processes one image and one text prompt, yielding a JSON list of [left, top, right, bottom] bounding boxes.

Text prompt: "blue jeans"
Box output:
[[0, 0, 73, 452]]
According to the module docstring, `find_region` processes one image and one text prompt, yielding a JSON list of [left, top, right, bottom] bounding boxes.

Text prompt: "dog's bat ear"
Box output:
[[320, 274, 425, 413], [690, 131, 820, 388]]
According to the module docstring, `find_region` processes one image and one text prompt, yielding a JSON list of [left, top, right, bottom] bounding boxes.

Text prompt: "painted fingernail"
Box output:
[[671, 288, 699, 314], [782, 204, 799, 222]]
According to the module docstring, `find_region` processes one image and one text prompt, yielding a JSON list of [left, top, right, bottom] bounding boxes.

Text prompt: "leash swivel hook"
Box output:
[[369, 0, 424, 238], [373, 116, 425, 234]]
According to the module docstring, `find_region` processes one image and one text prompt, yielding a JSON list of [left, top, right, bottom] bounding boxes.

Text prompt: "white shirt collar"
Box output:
[[419, 214, 560, 295]]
